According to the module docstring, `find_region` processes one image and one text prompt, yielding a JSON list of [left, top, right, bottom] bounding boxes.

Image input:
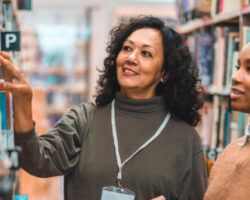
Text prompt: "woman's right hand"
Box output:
[[0, 51, 33, 133]]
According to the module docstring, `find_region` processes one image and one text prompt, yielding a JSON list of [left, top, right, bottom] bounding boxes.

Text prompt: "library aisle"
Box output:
[[0, 0, 250, 199]]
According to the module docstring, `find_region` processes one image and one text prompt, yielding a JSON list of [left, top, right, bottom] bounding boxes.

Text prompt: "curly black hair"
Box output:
[[95, 16, 204, 126]]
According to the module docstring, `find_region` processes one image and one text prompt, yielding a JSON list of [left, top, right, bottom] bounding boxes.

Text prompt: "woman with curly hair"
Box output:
[[0, 16, 207, 199]]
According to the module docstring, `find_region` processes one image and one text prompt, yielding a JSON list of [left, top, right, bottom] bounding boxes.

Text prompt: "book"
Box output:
[[3, 1, 13, 31], [223, 107, 232, 147], [225, 31, 239, 87], [17, 0, 32, 10], [0, 91, 8, 130], [212, 27, 225, 90], [220, 0, 241, 14], [197, 32, 214, 86], [242, 26, 250, 45]]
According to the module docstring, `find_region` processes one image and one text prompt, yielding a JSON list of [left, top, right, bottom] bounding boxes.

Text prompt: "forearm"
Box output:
[[13, 95, 33, 133], [15, 129, 82, 178], [14, 105, 88, 177]]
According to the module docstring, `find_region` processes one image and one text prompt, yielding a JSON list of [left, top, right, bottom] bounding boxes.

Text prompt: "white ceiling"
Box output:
[[32, 0, 174, 11], [18, 0, 175, 27], [32, 0, 109, 11]]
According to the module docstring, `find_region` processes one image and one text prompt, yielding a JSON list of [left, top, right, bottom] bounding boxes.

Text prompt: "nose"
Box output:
[[232, 68, 242, 85], [126, 50, 138, 65]]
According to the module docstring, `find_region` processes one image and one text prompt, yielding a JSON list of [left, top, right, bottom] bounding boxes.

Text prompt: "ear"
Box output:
[[160, 72, 169, 83]]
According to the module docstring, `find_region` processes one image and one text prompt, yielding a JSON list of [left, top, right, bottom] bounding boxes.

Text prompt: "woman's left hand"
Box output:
[[151, 195, 166, 200]]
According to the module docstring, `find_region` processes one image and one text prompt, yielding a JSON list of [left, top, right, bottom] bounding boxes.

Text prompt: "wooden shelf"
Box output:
[[176, 19, 204, 34], [208, 11, 240, 25], [176, 11, 240, 34], [204, 85, 230, 96]]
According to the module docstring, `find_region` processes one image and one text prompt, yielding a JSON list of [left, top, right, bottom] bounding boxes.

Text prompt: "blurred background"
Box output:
[[1, 0, 250, 199]]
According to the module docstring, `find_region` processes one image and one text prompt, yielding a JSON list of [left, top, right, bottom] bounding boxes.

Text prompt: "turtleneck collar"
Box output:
[[114, 93, 167, 115]]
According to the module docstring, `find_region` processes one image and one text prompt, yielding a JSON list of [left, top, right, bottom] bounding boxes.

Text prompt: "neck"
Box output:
[[120, 89, 156, 100]]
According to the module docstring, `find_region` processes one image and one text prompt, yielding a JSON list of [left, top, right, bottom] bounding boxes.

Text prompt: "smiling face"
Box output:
[[230, 43, 250, 113], [116, 28, 164, 99]]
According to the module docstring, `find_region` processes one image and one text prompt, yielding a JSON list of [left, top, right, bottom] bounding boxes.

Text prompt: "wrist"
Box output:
[[13, 102, 33, 133]]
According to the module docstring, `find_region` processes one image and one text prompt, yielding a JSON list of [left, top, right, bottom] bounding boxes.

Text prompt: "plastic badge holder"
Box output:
[[14, 194, 28, 200], [101, 186, 135, 200]]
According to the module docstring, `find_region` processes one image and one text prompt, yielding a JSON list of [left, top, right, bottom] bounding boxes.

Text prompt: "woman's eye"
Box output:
[[235, 65, 240, 70], [142, 50, 152, 57], [122, 45, 132, 52]]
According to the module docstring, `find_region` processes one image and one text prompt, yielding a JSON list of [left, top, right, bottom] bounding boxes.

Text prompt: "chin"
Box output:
[[231, 104, 250, 113]]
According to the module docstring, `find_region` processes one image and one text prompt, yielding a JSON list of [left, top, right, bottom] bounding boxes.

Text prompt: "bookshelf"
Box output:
[[15, 10, 90, 200], [0, 0, 23, 199], [176, 0, 250, 161]]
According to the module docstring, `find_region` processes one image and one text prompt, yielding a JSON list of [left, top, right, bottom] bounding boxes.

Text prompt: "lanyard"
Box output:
[[111, 99, 171, 186]]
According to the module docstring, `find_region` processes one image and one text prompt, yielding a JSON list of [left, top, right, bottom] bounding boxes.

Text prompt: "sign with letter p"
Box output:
[[1, 31, 20, 51]]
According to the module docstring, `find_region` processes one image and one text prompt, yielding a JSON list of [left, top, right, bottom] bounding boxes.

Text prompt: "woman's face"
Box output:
[[231, 43, 250, 113], [116, 28, 164, 99]]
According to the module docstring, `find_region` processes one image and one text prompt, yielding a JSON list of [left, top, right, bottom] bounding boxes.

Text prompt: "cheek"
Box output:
[[116, 54, 123, 72], [116, 52, 126, 66], [245, 78, 250, 89]]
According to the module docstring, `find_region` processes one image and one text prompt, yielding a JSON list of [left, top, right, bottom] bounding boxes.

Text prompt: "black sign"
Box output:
[[18, 0, 32, 10], [1, 31, 20, 51]]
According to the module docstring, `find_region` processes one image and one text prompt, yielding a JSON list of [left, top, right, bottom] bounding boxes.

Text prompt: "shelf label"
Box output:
[[1, 31, 20, 51]]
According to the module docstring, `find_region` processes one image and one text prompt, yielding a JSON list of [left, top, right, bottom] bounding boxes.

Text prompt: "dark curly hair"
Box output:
[[95, 16, 203, 126]]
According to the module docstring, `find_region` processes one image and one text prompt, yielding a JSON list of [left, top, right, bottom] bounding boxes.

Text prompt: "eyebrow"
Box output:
[[238, 58, 250, 65], [125, 39, 156, 50]]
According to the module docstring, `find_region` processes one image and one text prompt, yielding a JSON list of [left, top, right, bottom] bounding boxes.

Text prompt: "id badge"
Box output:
[[101, 186, 135, 200]]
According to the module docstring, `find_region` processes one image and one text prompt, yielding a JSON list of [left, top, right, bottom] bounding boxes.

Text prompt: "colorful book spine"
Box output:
[[0, 87, 14, 149], [0, 91, 8, 130]]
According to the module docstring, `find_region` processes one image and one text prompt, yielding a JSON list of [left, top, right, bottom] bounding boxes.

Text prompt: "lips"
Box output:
[[122, 66, 139, 76], [230, 88, 245, 100]]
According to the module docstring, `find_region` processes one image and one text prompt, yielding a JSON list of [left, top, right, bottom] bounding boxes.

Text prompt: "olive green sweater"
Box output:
[[15, 94, 207, 200]]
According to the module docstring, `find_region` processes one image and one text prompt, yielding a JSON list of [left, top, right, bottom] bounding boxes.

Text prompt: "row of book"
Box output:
[[0, 0, 33, 149], [210, 0, 241, 18], [0, 87, 14, 149], [0, 0, 31, 31], [177, 0, 247, 24], [185, 25, 250, 92], [185, 24, 250, 159], [198, 96, 247, 160], [0, 0, 17, 149]]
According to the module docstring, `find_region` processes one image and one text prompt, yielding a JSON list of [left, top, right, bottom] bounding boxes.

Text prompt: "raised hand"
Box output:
[[0, 51, 33, 132]]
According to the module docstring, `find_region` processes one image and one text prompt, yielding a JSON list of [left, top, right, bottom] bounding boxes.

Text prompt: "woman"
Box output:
[[204, 42, 250, 200], [0, 16, 207, 200]]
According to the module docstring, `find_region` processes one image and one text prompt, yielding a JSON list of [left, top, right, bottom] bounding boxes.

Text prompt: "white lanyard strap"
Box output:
[[111, 99, 171, 183], [245, 123, 250, 136]]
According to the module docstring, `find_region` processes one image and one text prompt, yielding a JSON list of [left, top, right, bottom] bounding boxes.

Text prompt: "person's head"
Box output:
[[231, 42, 250, 113], [95, 16, 203, 126]]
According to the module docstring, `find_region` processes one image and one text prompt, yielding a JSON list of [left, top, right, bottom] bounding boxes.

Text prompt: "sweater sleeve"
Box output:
[[179, 132, 208, 200], [14, 103, 94, 178]]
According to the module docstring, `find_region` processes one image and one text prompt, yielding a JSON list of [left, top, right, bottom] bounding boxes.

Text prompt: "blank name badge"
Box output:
[[101, 186, 135, 200]]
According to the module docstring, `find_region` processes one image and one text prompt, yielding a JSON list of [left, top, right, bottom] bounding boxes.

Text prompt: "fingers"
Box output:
[[0, 82, 13, 92], [0, 51, 11, 61], [0, 53, 23, 82], [0, 81, 32, 98]]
